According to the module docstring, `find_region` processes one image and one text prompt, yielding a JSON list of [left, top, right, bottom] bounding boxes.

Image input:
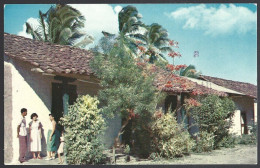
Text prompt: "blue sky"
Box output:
[[4, 3, 257, 85]]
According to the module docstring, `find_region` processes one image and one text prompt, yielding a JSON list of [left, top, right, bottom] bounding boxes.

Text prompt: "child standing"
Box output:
[[57, 131, 64, 164]]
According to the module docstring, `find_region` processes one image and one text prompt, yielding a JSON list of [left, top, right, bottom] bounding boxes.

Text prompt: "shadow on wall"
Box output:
[[11, 59, 53, 112]]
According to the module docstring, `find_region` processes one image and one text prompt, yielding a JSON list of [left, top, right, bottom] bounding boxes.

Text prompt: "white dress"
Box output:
[[57, 136, 64, 154], [30, 120, 42, 152]]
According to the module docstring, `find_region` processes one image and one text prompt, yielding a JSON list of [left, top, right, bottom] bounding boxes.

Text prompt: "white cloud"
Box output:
[[168, 4, 257, 36], [69, 4, 121, 47], [18, 17, 39, 39], [114, 5, 123, 14]]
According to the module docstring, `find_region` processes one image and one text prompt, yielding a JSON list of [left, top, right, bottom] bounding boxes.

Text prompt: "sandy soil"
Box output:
[[8, 144, 257, 165], [116, 144, 257, 165]]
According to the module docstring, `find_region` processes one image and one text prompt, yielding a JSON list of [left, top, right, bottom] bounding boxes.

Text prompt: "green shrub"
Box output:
[[249, 122, 258, 136], [193, 131, 215, 153], [190, 95, 235, 149], [237, 134, 257, 145], [218, 133, 238, 148], [151, 111, 195, 158], [148, 152, 161, 161], [60, 95, 107, 165]]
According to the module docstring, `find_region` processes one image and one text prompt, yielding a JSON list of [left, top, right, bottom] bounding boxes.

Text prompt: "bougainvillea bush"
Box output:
[[151, 110, 195, 158], [190, 95, 235, 149], [60, 95, 106, 165]]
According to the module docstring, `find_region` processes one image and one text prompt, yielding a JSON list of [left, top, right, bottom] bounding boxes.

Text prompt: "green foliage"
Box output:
[[26, 4, 93, 47], [132, 112, 153, 158], [237, 124, 257, 145], [218, 133, 238, 148], [237, 135, 256, 145], [178, 64, 201, 79], [118, 5, 143, 34], [193, 131, 215, 153], [60, 95, 106, 165], [151, 112, 195, 158], [191, 95, 236, 149], [249, 122, 258, 137], [91, 39, 163, 120], [148, 152, 161, 161]]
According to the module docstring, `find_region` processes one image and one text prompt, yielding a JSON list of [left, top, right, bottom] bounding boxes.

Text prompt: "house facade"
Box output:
[[4, 33, 257, 164], [4, 33, 121, 164]]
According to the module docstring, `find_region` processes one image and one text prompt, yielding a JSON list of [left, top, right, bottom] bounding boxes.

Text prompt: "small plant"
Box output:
[[237, 134, 257, 145], [151, 111, 195, 158], [148, 152, 161, 161], [60, 95, 107, 165], [193, 131, 215, 153], [218, 133, 238, 148]]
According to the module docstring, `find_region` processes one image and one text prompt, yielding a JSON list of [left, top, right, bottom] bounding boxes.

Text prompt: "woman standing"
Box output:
[[45, 114, 60, 160], [29, 113, 42, 159]]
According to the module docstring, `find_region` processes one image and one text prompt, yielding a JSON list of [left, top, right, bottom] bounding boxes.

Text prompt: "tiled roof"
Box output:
[[4, 33, 255, 98], [153, 67, 228, 96], [201, 75, 257, 98], [4, 33, 94, 76]]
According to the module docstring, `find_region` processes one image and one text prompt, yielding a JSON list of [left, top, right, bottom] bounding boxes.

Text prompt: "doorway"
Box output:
[[241, 112, 248, 134], [164, 95, 177, 113], [51, 83, 77, 123]]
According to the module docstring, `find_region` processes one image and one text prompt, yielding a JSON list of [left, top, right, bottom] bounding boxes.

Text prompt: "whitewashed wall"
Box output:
[[230, 96, 255, 135], [5, 57, 54, 164], [229, 110, 241, 135], [4, 56, 121, 164]]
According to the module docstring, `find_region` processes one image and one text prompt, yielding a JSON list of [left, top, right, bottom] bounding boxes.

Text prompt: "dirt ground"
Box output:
[[115, 144, 258, 165], [9, 144, 257, 165]]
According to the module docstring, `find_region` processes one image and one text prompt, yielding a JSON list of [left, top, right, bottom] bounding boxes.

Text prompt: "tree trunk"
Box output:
[[114, 116, 131, 147]]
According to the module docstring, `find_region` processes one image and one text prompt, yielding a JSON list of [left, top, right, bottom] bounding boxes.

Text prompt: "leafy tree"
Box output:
[[189, 95, 235, 148], [26, 4, 93, 48], [90, 37, 164, 148]]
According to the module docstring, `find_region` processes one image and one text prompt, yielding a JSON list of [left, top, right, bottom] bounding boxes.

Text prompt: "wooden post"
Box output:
[[112, 146, 116, 164]]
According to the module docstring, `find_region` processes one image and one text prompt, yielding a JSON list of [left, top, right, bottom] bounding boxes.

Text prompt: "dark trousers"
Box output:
[[19, 135, 27, 162]]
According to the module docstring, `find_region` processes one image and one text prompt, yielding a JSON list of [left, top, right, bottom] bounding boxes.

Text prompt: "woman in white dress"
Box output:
[[29, 113, 42, 159]]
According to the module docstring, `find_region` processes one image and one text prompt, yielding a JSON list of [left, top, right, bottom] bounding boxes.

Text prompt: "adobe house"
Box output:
[[4, 33, 257, 164], [199, 76, 257, 135], [4, 33, 121, 164], [154, 70, 257, 136]]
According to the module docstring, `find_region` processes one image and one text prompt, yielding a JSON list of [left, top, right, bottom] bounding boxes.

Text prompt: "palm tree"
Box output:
[[99, 5, 144, 56], [132, 23, 173, 63], [26, 4, 93, 48], [178, 65, 201, 78]]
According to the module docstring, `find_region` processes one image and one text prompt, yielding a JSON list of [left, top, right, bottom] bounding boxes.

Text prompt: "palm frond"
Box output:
[[25, 22, 43, 41], [159, 46, 173, 53], [39, 10, 48, 41]]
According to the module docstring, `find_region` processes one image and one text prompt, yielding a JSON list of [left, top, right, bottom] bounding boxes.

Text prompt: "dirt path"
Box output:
[[116, 144, 257, 165]]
